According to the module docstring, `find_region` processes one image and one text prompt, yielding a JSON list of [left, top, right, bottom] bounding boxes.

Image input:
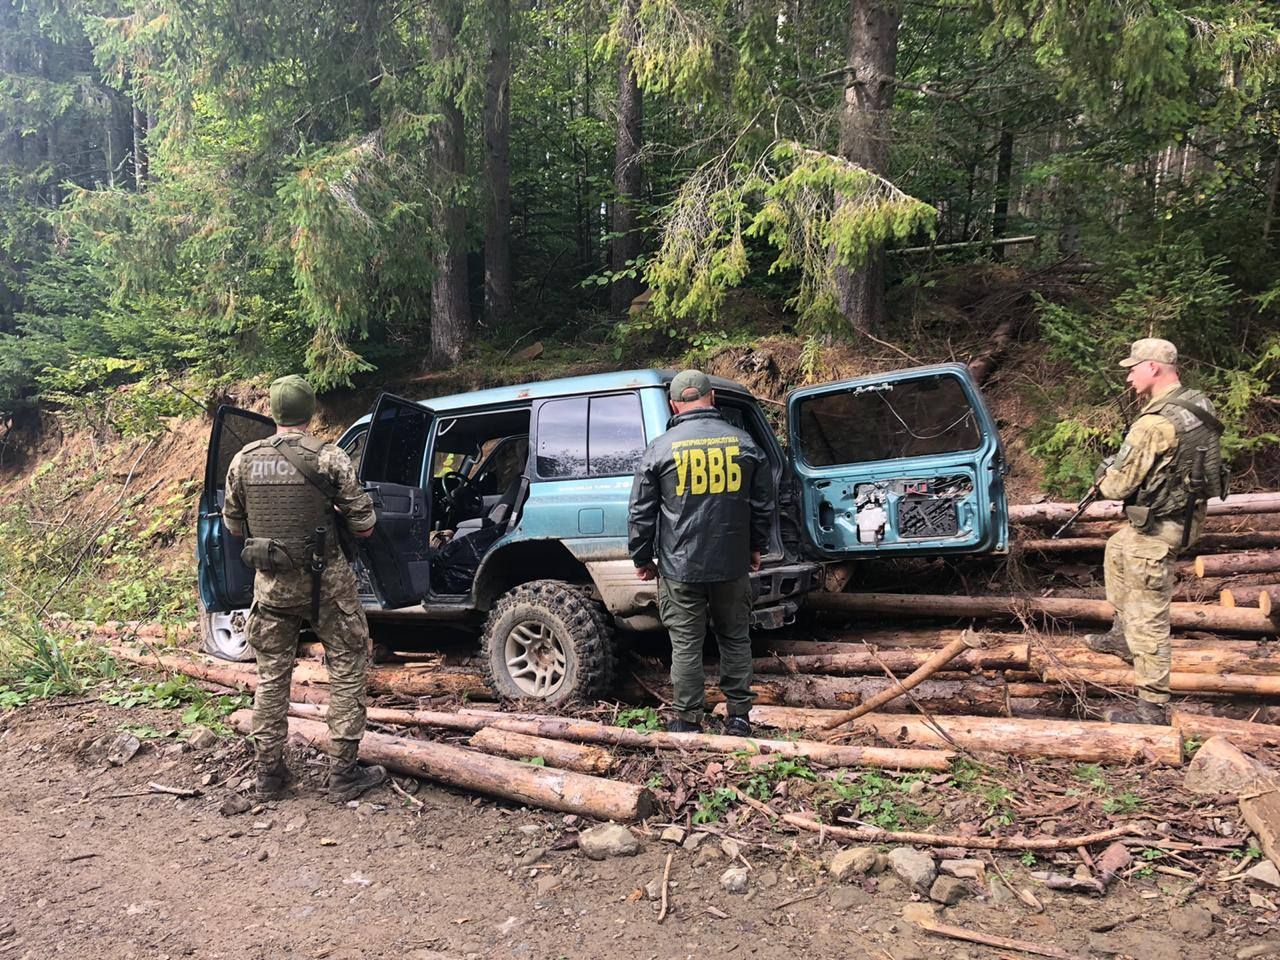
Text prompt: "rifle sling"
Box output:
[[1160, 396, 1225, 436]]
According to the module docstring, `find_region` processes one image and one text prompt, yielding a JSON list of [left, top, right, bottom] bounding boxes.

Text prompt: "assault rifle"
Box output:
[[310, 526, 327, 625], [1052, 478, 1105, 539], [1181, 446, 1208, 550]]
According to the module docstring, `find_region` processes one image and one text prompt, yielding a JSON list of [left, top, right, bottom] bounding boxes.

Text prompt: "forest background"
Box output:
[[2, 0, 1280, 491]]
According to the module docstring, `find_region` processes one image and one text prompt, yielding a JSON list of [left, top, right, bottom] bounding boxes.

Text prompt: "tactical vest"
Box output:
[[1128, 386, 1225, 520], [238, 434, 339, 556]]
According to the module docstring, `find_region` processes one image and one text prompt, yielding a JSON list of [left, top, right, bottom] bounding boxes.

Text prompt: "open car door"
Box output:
[[358, 393, 435, 608], [787, 363, 1008, 558], [198, 406, 276, 611]]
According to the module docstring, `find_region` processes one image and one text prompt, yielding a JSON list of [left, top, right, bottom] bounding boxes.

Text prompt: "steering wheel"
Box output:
[[439, 471, 484, 523]]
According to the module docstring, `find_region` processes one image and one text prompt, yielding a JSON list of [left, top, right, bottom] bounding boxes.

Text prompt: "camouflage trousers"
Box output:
[[1103, 524, 1175, 704], [659, 575, 755, 723], [247, 591, 370, 766]]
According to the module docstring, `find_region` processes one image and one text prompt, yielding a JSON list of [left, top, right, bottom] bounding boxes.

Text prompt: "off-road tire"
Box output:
[[481, 580, 614, 707], [198, 597, 254, 663]]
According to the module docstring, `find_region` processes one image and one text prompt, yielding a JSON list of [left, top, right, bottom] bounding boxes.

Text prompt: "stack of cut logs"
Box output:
[[87, 492, 1280, 825]]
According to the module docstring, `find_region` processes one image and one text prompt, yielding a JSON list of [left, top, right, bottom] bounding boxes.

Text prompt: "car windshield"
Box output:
[[795, 374, 981, 467]]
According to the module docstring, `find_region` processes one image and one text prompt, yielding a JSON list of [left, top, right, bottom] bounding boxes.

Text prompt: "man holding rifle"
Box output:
[[223, 375, 386, 801], [1082, 339, 1225, 725]]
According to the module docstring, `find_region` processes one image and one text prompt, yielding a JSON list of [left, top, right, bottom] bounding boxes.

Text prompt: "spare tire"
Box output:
[[198, 597, 254, 662], [480, 580, 613, 707]]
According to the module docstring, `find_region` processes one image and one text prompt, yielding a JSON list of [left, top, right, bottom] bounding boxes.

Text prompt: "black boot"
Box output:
[[1103, 700, 1168, 725], [723, 715, 752, 737], [1084, 624, 1134, 663], [666, 718, 701, 734], [255, 760, 293, 801], [328, 761, 388, 803]]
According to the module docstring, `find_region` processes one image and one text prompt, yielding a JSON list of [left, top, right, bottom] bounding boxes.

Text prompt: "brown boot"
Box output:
[[1084, 625, 1134, 663], [255, 759, 293, 801], [1103, 700, 1168, 725], [328, 762, 388, 803]]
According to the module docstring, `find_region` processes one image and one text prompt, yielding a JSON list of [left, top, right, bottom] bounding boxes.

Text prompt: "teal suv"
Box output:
[[198, 365, 1009, 705]]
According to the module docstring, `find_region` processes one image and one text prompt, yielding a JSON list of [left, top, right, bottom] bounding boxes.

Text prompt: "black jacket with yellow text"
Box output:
[[627, 408, 773, 582]]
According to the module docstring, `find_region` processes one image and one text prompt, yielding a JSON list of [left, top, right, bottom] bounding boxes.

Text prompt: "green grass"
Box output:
[[822, 771, 935, 831], [0, 615, 116, 707]]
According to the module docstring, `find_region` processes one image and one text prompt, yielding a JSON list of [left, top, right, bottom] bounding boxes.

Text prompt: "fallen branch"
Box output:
[[657, 852, 674, 923], [914, 917, 1087, 960], [782, 813, 1145, 851], [468, 728, 616, 775], [1009, 493, 1280, 526]]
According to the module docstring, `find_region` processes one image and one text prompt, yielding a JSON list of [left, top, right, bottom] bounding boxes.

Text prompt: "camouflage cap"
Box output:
[[670, 369, 712, 402], [1119, 338, 1178, 368], [269, 375, 316, 426]]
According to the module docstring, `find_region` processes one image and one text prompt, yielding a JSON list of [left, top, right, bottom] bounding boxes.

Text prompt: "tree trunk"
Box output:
[[469, 727, 616, 774], [1221, 585, 1277, 615], [107, 647, 332, 704], [482, 0, 514, 330], [1041, 666, 1280, 697], [752, 641, 1030, 675], [428, 0, 471, 366], [728, 705, 1183, 765], [1195, 550, 1280, 579], [1022, 532, 1280, 555], [608, 0, 643, 319], [131, 99, 146, 189], [1009, 493, 1280, 525], [1170, 710, 1280, 750], [991, 125, 1014, 259], [832, 0, 899, 333], [1035, 639, 1280, 676], [232, 710, 656, 821], [1264, 142, 1279, 246], [806, 591, 1279, 635], [290, 702, 954, 769]]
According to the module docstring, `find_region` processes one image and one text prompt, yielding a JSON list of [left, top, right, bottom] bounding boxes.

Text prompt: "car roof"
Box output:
[[405, 368, 752, 413]]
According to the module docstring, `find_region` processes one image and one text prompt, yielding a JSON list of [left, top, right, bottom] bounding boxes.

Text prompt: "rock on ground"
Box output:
[[928, 876, 969, 906], [829, 847, 879, 881], [577, 823, 641, 860], [1184, 736, 1275, 796], [1244, 860, 1280, 889], [888, 847, 937, 894], [1169, 904, 1214, 939], [720, 866, 749, 895]]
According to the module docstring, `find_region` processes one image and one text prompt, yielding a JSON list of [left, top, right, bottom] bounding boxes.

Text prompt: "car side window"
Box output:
[[535, 393, 645, 479], [339, 427, 368, 473]]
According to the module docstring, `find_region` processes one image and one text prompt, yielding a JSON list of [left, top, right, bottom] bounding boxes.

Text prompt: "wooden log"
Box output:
[[1008, 493, 1280, 526], [1221, 585, 1277, 616], [288, 702, 956, 770], [805, 591, 1279, 635], [1032, 641, 1280, 677], [619, 671, 1067, 717], [714, 705, 1183, 765], [752, 641, 1030, 675], [819, 632, 983, 729], [1021, 532, 1280, 555], [1041, 666, 1280, 697], [468, 728, 616, 774], [229, 710, 654, 821], [1196, 550, 1280, 579], [772, 628, 1014, 652], [108, 646, 333, 704], [782, 812, 1145, 851], [1170, 711, 1280, 750]]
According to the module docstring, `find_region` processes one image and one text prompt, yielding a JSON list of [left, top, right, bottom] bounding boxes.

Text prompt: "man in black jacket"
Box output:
[[628, 370, 774, 734]]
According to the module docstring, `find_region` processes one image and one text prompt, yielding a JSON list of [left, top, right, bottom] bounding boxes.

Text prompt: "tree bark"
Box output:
[[1022, 531, 1280, 555], [289, 702, 954, 769], [1221, 585, 1277, 615], [1008, 493, 1280, 526], [482, 0, 514, 330], [1041, 666, 1280, 697], [752, 641, 1030, 675], [469, 727, 616, 774], [1195, 550, 1280, 579], [107, 647, 332, 704], [608, 0, 644, 319], [805, 591, 1279, 636], [131, 98, 147, 189], [728, 705, 1183, 765], [231, 710, 655, 821], [832, 0, 900, 333], [1170, 710, 1280, 750], [1034, 640, 1280, 676], [428, 0, 471, 366], [991, 125, 1014, 259]]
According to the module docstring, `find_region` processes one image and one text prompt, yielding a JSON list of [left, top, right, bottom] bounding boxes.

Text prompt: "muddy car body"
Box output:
[[198, 365, 1008, 704]]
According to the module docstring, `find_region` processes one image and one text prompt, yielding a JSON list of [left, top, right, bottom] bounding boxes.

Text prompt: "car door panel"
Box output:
[[358, 393, 434, 609], [787, 364, 1008, 558], [198, 406, 277, 611]]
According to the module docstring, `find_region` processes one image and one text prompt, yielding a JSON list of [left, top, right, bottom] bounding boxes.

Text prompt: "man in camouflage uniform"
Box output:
[[628, 370, 774, 736], [1085, 339, 1225, 725], [223, 375, 388, 801]]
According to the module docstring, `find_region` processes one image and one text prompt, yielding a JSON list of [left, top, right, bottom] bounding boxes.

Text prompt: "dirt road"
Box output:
[[1, 699, 1275, 960]]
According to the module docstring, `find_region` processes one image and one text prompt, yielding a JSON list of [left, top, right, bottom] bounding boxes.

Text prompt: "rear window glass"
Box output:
[[362, 400, 431, 486], [795, 374, 981, 467], [536, 393, 645, 478]]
